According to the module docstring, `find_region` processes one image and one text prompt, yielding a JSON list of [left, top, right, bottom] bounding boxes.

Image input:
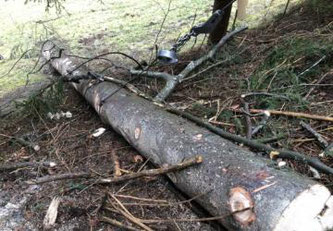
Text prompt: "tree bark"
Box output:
[[41, 41, 333, 231], [209, 0, 234, 44]]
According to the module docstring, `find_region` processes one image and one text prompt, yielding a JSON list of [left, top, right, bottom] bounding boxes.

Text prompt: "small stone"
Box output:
[[277, 161, 286, 168], [54, 113, 61, 120], [65, 111, 72, 118], [47, 112, 54, 120], [92, 128, 106, 137], [33, 145, 40, 152], [49, 162, 57, 167]]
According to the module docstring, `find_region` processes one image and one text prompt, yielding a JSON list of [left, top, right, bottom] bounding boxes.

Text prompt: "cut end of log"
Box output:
[[274, 184, 333, 231], [229, 187, 256, 226]]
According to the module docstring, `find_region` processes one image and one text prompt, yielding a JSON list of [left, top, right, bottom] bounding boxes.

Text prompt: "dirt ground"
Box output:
[[1, 2, 333, 231]]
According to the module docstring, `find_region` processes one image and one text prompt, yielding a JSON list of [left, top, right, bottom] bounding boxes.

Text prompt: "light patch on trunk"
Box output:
[[134, 127, 141, 140]]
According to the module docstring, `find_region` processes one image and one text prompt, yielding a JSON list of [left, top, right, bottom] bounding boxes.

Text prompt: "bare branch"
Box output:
[[0, 161, 56, 171], [98, 156, 202, 184], [130, 27, 248, 101]]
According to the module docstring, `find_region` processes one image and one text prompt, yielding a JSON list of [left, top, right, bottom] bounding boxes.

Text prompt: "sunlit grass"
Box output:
[[0, 0, 297, 96]]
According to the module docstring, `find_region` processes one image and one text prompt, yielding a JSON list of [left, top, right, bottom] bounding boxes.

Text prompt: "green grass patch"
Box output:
[[0, 59, 45, 97], [248, 35, 333, 110], [0, 0, 311, 97]]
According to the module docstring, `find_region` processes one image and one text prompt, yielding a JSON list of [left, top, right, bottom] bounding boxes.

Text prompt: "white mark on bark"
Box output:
[[193, 133, 203, 141], [134, 127, 141, 140]]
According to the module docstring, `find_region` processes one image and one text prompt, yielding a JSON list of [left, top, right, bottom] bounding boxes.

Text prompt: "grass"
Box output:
[[0, 0, 296, 98], [249, 35, 333, 109], [0, 59, 44, 97]]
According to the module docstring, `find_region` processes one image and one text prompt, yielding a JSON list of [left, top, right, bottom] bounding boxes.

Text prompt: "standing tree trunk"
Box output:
[[209, 0, 234, 44]]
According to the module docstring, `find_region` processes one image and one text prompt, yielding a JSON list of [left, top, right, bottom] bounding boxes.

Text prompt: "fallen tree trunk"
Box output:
[[42, 41, 333, 231]]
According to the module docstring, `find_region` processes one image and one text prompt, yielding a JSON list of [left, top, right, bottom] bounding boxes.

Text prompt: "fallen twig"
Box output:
[[297, 55, 326, 80], [112, 190, 210, 207], [110, 149, 122, 177], [300, 121, 329, 149], [242, 100, 252, 139], [251, 111, 270, 136], [128, 207, 251, 224], [27, 156, 202, 185], [27, 172, 91, 184], [110, 194, 153, 231], [0, 161, 56, 171], [115, 194, 168, 203], [303, 70, 332, 100], [98, 156, 202, 184], [100, 216, 140, 231], [254, 134, 286, 144], [248, 109, 333, 122], [241, 92, 290, 101], [167, 108, 333, 175]]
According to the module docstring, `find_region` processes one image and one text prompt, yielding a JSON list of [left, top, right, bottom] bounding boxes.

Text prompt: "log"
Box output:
[[42, 41, 333, 231]]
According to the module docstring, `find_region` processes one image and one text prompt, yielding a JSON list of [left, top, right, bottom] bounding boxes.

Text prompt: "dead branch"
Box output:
[[110, 194, 153, 231], [27, 172, 91, 184], [110, 149, 122, 177], [167, 108, 333, 175], [242, 100, 252, 139], [254, 134, 286, 144], [251, 111, 270, 136], [108, 207, 251, 224], [112, 191, 210, 207], [98, 156, 202, 184], [0, 161, 56, 171], [241, 92, 290, 101], [297, 55, 326, 79], [114, 194, 168, 203], [300, 121, 329, 149], [100, 216, 140, 231], [248, 109, 333, 122], [303, 70, 332, 100], [27, 156, 202, 185], [131, 27, 247, 101]]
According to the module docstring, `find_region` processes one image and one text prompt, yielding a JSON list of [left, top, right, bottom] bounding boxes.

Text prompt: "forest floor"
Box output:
[[0, 0, 333, 230]]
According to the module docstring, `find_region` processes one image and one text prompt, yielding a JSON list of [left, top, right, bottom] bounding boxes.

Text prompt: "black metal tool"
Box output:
[[157, 10, 223, 64], [157, 0, 236, 64], [190, 10, 224, 35]]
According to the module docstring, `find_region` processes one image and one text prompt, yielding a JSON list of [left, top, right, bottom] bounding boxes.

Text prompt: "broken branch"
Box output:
[[100, 216, 140, 231], [248, 109, 333, 122], [0, 161, 56, 171], [300, 121, 329, 149], [98, 155, 202, 184], [27, 172, 91, 184]]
